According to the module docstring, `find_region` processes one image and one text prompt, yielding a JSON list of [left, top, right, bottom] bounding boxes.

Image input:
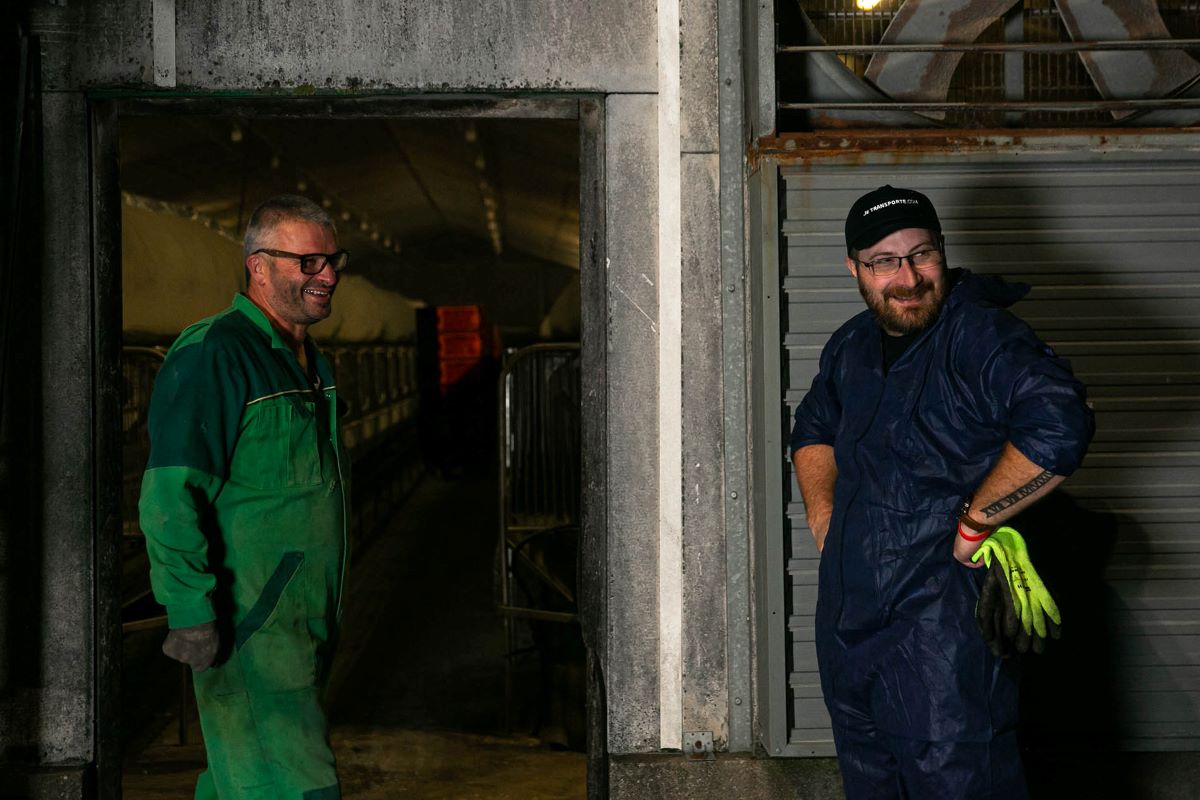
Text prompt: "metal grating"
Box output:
[[778, 0, 1200, 130]]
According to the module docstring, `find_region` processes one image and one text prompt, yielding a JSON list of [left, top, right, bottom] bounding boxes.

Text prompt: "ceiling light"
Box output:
[[296, 180, 308, 192], [474, 156, 486, 170], [270, 155, 281, 170], [383, 237, 392, 248], [370, 230, 380, 241], [856, 0, 883, 8], [341, 211, 352, 222], [230, 124, 243, 143], [321, 197, 332, 208], [359, 220, 370, 232]]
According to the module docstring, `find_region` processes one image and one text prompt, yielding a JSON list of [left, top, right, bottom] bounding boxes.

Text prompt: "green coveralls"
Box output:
[[139, 293, 348, 800]]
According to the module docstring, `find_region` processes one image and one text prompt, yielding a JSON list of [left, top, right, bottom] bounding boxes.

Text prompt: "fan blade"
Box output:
[[865, 0, 1022, 120], [1055, 0, 1200, 120], [786, 6, 935, 128]]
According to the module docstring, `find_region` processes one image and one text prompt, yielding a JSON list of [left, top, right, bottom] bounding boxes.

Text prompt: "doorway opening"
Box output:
[[106, 98, 601, 798]]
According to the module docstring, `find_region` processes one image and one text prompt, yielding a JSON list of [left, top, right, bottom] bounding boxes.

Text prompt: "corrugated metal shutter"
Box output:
[[770, 141, 1200, 756]]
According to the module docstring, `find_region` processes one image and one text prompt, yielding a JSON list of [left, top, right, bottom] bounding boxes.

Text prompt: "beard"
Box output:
[[267, 269, 334, 326], [857, 271, 947, 335]]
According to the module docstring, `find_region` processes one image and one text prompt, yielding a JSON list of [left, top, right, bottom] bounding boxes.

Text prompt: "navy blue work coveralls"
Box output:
[[790, 269, 1093, 799]]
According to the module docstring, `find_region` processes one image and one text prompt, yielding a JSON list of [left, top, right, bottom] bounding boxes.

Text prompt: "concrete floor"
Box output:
[[122, 474, 586, 799]]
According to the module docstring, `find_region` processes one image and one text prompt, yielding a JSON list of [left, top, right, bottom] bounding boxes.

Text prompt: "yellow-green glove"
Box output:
[[972, 526, 1062, 654]]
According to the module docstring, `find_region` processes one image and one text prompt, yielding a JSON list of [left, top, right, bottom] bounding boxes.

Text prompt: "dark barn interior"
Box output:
[[116, 113, 587, 797]]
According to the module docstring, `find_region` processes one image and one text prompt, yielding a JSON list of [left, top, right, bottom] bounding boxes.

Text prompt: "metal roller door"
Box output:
[[754, 134, 1200, 758]]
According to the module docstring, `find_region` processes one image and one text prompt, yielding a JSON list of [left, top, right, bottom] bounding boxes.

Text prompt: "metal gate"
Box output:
[[496, 343, 583, 727]]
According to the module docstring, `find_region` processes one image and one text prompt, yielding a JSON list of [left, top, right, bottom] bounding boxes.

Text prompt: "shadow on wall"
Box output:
[[1008, 493, 1127, 796], [953, 178, 1200, 796]]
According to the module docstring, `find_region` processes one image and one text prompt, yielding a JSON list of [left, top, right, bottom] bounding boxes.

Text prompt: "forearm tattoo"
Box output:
[[980, 470, 1054, 518]]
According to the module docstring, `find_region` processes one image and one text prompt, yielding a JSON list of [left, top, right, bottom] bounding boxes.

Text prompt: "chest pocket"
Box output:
[[233, 395, 326, 489]]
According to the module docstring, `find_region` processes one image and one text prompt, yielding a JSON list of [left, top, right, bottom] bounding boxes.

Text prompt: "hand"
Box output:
[[972, 527, 1061, 654], [953, 525, 986, 568], [162, 621, 219, 672]]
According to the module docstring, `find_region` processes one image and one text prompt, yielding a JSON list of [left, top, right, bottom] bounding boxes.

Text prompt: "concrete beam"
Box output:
[[610, 754, 845, 799], [681, 0, 719, 152], [37, 0, 657, 94], [680, 152, 728, 747], [34, 92, 93, 764], [604, 93, 661, 754]]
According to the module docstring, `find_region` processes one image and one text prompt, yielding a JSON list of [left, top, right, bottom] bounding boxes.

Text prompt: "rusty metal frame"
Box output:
[[778, 38, 1200, 53], [779, 98, 1200, 111], [748, 125, 1200, 758], [748, 127, 1200, 168]]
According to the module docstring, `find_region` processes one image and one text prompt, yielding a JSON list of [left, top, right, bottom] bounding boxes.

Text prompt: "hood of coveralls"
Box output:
[[941, 267, 1031, 315]]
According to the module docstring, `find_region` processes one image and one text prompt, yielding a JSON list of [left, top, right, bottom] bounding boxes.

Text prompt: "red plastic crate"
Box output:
[[437, 305, 483, 333], [438, 332, 483, 359]]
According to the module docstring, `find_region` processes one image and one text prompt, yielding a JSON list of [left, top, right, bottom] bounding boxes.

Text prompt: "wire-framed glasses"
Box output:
[[856, 248, 943, 277]]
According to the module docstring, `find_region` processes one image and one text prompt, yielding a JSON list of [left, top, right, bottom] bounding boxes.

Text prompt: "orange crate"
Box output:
[[438, 332, 483, 359], [436, 305, 482, 333]]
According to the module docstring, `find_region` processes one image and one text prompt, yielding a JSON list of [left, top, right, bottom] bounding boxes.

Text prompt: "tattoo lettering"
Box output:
[[981, 470, 1054, 518]]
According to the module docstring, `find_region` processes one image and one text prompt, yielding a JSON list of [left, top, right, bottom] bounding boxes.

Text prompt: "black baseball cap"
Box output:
[[844, 185, 941, 253]]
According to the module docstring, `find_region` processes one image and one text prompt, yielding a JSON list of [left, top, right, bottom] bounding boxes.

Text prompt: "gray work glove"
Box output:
[[162, 621, 219, 672]]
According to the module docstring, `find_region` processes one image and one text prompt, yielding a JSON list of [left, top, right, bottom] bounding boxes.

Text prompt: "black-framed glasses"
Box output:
[[252, 248, 350, 275], [856, 248, 943, 277]]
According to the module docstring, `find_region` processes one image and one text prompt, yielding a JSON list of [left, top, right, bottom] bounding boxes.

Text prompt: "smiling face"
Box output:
[[846, 227, 948, 336], [246, 218, 339, 339]]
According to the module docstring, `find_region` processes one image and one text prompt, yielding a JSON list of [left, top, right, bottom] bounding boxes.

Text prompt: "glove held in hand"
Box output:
[[972, 526, 1061, 655], [162, 620, 219, 672]]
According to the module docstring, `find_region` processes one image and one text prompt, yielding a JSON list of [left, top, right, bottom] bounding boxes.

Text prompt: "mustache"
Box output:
[[884, 284, 929, 301]]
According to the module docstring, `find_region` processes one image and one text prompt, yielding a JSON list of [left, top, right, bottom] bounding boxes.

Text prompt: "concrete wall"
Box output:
[[12, 0, 758, 794], [33, 1, 658, 94]]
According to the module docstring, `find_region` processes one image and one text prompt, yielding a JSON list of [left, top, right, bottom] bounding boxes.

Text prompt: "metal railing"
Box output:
[[495, 343, 582, 729]]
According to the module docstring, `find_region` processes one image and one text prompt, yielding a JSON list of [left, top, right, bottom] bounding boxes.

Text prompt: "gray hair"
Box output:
[[242, 194, 337, 260]]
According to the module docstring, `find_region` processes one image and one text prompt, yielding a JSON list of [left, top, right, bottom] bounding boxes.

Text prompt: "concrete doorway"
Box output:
[[95, 96, 606, 799]]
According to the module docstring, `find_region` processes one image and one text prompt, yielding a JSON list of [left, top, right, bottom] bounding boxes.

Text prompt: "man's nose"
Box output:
[[891, 257, 921, 286], [313, 260, 339, 283]]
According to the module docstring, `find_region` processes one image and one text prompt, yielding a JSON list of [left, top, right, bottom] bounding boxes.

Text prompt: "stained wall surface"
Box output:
[[11, 0, 739, 789]]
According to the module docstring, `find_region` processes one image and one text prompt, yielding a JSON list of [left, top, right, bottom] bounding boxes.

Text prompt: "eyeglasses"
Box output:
[[252, 248, 350, 275], [856, 248, 943, 277]]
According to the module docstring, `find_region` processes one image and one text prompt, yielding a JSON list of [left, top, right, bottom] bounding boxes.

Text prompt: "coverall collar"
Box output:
[[232, 292, 301, 352], [231, 293, 334, 388]]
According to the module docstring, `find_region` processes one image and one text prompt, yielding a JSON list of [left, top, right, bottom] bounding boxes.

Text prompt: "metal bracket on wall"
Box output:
[[683, 731, 715, 762]]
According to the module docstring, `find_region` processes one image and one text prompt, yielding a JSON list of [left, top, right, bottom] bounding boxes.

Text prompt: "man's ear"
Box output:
[[845, 254, 859, 280], [246, 255, 264, 285]]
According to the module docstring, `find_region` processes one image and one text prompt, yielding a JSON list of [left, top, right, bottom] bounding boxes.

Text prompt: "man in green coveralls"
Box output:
[[140, 194, 350, 799]]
